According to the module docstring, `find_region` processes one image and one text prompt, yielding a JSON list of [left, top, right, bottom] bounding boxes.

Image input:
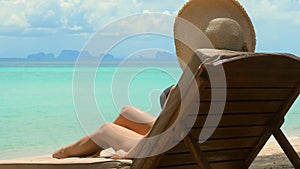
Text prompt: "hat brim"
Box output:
[[174, 0, 256, 70]]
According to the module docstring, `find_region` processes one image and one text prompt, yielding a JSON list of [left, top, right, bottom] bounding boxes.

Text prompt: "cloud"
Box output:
[[0, 0, 187, 36], [68, 25, 84, 31], [44, 10, 56, 19], [143, 10, 151, 14], [162, 10, 171, 16], [100, 13, 175, 36], [137, 0, 186, 13], [59, 0, 77, 8], [1, 0, 300, 58], [0, 1, 59, 30], [3, 14, 30, 28], [240, 0, 300, 25], [0, 1, 30, 28], [2, 1, 300, 35]]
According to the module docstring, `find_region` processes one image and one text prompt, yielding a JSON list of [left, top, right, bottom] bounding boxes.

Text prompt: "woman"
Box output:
[[53, 0, 256, 158], [52, 19, 250, 159], [52, 86, 175, 159]]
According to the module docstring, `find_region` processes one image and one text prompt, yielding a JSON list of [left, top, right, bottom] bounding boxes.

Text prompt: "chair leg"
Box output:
[[273, 128, 300, 168], [184, 132, 212, 169]]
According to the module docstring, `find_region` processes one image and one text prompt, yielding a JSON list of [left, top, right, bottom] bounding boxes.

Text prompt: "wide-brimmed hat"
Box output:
[[174, 0, 256, 69]]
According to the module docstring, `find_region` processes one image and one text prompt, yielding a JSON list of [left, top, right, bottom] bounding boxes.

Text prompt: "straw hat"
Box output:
[[174, 0, 256, 69]]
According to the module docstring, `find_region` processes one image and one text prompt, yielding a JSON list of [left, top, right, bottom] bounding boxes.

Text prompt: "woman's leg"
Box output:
[[114, 105, 156, 135], [91, 122, 143, 152], [52, 123, 143, 159], [52, 135, 103, 159], [53, 106, 156, 159]]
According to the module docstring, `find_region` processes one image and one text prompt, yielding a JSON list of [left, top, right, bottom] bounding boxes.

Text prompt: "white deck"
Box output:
[[0, 154, 132, 169]]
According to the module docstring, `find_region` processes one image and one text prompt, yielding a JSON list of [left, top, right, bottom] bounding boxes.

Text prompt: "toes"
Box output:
[[52, 148, 66, 159]]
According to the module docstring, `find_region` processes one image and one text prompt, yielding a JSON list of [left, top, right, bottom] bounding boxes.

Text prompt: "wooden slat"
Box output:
[[223, 69, 300, 78], [225, 76, 299, 86], [203, 149, 251, 162], [157, 164, 198, 169], [208, 53, 300, 72], [169, 137, 259, 153], [157, 161, 247, 169], [201, 79, 298, 88], [215, 61, 300, 87], [158, 153, 195, 167], [223, 65, 300, 72], [198, 101, 282, 114], [200, 88, 292, 101], [193, 113, 274, 127], [221, 56, 300, 71], [201, 137, 259, 151], [159, 148, 251, 166], [210, 160, 246, 169], [191, 126, 266, 139]]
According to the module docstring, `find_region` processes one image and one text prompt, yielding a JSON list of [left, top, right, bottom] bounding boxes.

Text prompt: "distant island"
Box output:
[[25, 50, 177, 61], [0, 50, 178, 67], [27, 52, 55, 60]]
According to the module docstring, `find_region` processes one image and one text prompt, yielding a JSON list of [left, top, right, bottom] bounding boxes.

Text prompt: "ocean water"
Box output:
[[0, 61, 299, 160]]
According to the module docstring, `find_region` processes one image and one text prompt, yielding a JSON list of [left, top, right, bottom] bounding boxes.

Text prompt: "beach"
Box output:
[[250, 137, 300, 168], [0, 137, 299, 169]]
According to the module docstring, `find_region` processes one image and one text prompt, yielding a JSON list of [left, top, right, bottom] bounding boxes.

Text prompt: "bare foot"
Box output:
[[52, 147, 69, 159]]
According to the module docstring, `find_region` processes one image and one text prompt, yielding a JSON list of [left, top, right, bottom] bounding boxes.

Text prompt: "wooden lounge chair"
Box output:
[[0, 50, 299, 169], [131, 49, 300, 169]]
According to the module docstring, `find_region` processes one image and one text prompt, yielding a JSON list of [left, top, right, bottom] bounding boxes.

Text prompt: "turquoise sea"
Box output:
[[0, 60, 299, 160]]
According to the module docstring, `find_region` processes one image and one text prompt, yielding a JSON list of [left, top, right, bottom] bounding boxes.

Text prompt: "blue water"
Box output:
[[0, 61, 299, 160]]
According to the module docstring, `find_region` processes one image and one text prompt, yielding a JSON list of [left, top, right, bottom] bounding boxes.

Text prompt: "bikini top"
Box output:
[[159, 85, 174, 109]]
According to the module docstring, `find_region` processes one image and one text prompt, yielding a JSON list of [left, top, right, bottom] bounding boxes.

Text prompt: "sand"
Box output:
[[250, 137, 300, 169], [0, 137, 299, 168]]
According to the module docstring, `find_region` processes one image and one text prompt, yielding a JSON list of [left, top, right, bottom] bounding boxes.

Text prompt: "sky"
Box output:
[[0, 0, 300, 58]]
